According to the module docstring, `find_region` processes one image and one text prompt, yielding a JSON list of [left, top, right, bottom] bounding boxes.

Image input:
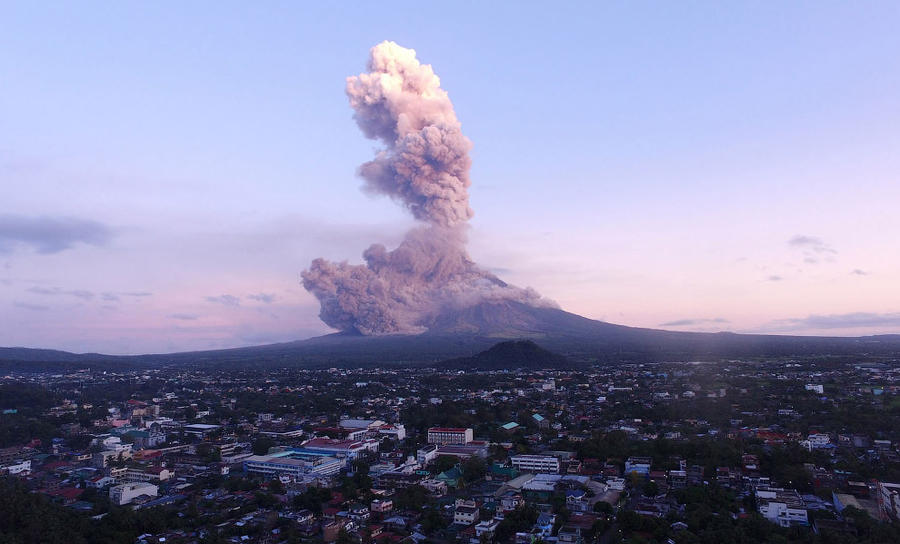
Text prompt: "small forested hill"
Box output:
[[439, 340, 574, 370]]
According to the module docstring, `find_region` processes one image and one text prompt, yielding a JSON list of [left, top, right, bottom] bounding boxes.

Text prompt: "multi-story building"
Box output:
[[454, 499, 480, 525], [878, 481, 900, 521], [511, 454, 560, 474], [0, 459, 31, 475], [125, 466, 174, 483], [427, 427, 473, 445], [301, 438, 379, 459], [243, 452, 344, 479], [757, 488, 809, 527], [109, 482, 158, 506]]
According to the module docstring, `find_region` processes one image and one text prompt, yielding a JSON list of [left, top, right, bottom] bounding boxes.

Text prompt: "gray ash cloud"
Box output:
[[302, 42, 552, 335]]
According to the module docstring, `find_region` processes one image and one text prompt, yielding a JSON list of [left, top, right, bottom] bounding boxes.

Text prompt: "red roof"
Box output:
[[48, 487, 83, 500]]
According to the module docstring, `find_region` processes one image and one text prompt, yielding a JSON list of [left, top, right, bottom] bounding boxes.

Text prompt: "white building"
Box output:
[[86, 475, 117, 489], [125, 466, 174, 483], [803, 433, 831, 450], [511, 455, 560, 474], [805, 384, 824, 394], [757, 488, 808, 527], [1, 459, 31, 475], [109, 482, 158, 506], [878, 481, 900, 521], [427, 427, 473, 445], [94, 449, 132, 468], [475, 519, 501, 539], [378, 424, 406, 441], [244, 453, 344, 479], [454, 500, 480, 525], [417, 444, 439, 466]]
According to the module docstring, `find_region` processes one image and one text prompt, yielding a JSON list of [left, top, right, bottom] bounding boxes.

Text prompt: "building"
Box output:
[[511, 454, 560, 474], [878, 481, 900, 521], [417, 444, 439, 466], [427, 427, 473, 445], [757, 488, 809, 527], [378, 424, 406, 441], [182, 424, 221, 438], [109, 482, 158, 506], [128, 429, 166, 449], [625, 457, 652, 475], [244, 452, 344, 479], [371, 498, 393, 513], [475, 518, 501, 539], [125, 466, 174, 483], [0, 459, 31, 475], [301, 438, 379, 459], [93, 449, 131, 468], [86, 475, 117, 489], [435, 443, 489, 460], [454, 500, 480, 525], [804, 433, 832, 450]]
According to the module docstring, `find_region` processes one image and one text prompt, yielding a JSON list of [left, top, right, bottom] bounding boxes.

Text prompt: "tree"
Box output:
[[462, 457, 487, 483], [252, 437, 275, 456], [269, 478, 286, 495]]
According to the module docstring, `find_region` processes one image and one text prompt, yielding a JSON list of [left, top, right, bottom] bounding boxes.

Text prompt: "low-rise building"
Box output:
[[757, 488, 808, 527], [109, 482, 158, 506], [427, 427, 473, 445], [511, 454, 560, 474]]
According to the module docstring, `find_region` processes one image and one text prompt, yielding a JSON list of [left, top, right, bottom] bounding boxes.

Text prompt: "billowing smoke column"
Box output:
[[302, 41, 551, 335]]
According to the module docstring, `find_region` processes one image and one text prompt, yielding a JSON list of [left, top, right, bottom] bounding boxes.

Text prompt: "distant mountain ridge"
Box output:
[[2, 300, 900, 369]]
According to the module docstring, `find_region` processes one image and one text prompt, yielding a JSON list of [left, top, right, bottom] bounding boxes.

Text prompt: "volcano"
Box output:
[[4, 301, 900, 370]]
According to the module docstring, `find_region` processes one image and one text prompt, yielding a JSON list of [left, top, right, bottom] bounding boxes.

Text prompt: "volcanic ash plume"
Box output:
[[302, 41, 552, 335]]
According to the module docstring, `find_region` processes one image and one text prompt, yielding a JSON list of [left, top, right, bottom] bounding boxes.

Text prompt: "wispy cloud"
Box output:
[[660, 317, 729, 327], [851, 269, 868, 276], [760, 312, 900, 332], [26, 286, 94, 300], [788, 235, 837, 264], [167, 313, 199, 321], [766, 275, 783, 282], [788, 235, 836, 254], [206, 294, 241, 307], [13, 301, 50, 311], [0, 214, 114, 254], [247, 293, 276, 304]]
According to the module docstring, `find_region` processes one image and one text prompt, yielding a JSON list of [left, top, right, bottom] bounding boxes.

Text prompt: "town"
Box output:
[[1, 359, 899, 544]]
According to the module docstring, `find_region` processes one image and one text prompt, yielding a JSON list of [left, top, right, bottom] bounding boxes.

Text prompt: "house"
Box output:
[[625, 457, 651, 475], [565, 489, 589, 512], [757, 488, 809, 527], [498, 491, 524, 512], [454, 500, 480, 525], [371, 498, 393, 513], [437, 465, 464, 488], [86, 475, 117, 489], [475, 518, 501, 540]]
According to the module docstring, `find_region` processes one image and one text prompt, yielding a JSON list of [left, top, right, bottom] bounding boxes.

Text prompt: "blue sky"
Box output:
[[2, 2, 899, 353]]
